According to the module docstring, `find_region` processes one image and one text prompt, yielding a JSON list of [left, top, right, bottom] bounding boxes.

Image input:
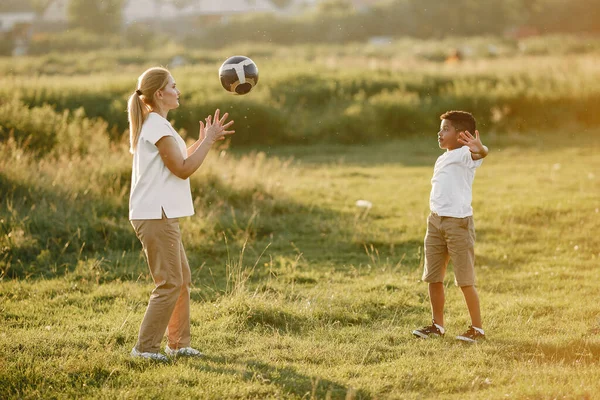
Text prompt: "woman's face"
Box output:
[[156, 74, 180, 111]]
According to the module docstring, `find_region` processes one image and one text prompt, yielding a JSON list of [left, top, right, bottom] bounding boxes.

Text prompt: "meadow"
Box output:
[[2, 35, 600, 150], [1, 37, 600, 399]]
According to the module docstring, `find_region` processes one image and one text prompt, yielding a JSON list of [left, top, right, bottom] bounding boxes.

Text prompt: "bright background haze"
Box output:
[[1, 1, 599, 399]]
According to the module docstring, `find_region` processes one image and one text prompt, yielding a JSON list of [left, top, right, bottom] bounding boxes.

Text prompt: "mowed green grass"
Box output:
[[1, 132, 600, 399]]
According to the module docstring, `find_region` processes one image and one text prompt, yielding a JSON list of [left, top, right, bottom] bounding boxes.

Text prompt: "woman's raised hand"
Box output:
[[203, 109, 235, 144]]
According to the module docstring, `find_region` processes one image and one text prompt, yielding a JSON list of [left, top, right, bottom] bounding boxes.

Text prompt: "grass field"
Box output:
[[1, 130, 599, 399]]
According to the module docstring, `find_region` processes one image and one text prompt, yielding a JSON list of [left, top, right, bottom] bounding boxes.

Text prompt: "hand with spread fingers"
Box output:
[[204, 109, 235, 144], [458, 130, 488, 160]]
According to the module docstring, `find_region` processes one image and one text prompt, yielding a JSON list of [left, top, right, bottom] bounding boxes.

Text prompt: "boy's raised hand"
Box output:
[[458, 130, 488, 159], [458, 130, 483, 153]]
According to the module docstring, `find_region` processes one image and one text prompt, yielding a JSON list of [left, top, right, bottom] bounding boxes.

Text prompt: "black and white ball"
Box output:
[[218, 56, 259, 95]]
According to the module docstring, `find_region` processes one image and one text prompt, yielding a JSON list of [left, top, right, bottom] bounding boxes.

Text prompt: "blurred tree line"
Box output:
[[1, 0, 599, 55], [194, 0, 599, 47], [67, 0, 125, 35]]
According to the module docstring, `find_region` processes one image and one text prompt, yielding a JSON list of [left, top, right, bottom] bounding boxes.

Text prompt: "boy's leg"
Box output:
[[429, 282, 445, 326], [445, 216, 482, 329], [460, 285, 482, 329], [422, 213, 449, 327]]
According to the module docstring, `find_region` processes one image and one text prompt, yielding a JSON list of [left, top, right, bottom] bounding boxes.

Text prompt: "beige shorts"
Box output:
[[422, 213, 476, 287]]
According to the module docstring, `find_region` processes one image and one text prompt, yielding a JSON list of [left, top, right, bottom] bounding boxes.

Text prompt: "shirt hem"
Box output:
[[430, 210, 473, 218], [129, 212, 195, 220]]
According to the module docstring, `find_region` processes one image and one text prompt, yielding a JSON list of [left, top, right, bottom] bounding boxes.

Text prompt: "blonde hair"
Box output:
[[127, 67, 171, 154]]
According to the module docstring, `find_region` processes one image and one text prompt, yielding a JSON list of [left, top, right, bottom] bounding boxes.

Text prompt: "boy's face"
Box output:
[[438, 119, 462, 150]]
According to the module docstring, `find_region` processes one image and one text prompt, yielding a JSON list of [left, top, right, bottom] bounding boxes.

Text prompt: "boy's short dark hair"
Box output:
[[440, 111, 476, 134]]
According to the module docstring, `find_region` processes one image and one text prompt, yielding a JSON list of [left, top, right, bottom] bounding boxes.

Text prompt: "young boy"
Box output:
[[412, 110, 489, 343]]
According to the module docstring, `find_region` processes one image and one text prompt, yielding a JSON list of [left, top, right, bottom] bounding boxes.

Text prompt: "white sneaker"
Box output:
[[130, 347, 168, 362], [165, 345, 204, 357]]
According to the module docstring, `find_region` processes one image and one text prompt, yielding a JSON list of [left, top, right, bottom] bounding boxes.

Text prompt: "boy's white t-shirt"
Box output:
[[129, 112, 194, 220], [429, 146, 483, 218]]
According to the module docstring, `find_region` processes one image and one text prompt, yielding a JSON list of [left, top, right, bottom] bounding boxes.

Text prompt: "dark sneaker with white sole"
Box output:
[[456, 326, 485, 343], [412, 320, 445, 338]]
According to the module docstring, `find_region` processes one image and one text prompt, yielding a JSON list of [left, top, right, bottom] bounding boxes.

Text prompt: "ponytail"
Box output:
[[127, 91, 146, 154], [126, 67, 171, 154]]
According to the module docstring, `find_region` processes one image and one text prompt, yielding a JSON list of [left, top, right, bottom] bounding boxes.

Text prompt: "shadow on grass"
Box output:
[[0, 171, 135, 279], [241, 304, 427, 335], [489, 338, 600, 364], [190, 354, 371, 399]]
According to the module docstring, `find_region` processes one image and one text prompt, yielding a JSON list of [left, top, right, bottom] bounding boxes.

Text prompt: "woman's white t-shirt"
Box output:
[[129, 112, 194, 220]]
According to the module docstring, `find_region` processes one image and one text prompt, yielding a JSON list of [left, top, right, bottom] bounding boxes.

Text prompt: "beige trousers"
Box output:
[[131, 213, 191, 353]]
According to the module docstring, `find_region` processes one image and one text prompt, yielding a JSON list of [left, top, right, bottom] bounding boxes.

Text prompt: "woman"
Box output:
[[127, 67, 234, 361]]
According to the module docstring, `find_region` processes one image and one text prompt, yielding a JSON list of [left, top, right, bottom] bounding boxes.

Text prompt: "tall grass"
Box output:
[[2, 47, 600, 146], [0, 122, 300, 279]]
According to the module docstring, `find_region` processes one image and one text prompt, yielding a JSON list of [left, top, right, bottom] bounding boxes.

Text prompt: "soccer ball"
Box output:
[[218, 56, 259, 95]]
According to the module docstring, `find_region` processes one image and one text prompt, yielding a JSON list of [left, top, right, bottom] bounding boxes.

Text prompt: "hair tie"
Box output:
[[135, 89, 142, 96]]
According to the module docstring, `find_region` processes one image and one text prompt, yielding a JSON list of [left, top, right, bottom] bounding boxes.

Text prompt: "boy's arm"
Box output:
[[458, 130, 488, 160]]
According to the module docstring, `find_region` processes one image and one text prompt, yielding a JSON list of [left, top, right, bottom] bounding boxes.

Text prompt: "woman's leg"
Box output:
[[132, 217, 184, 353], [166, 241, 192, 349]]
